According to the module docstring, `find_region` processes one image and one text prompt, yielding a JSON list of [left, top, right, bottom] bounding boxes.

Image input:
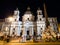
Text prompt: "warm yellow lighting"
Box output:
[[5, 27, 8, 31], [8, 17, 14, 22]]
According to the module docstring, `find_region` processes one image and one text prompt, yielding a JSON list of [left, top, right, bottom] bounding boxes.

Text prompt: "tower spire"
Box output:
[[37, 7, 42, 15], [38, 7, 41, 10], [16, 8, 19, 11], [13, 8, 20, 21], [27, 6, 30, 11], [25, 6, 31, 14]]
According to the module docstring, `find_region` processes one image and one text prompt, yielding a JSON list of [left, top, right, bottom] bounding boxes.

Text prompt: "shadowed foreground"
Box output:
[[0, 41, 60, 45]]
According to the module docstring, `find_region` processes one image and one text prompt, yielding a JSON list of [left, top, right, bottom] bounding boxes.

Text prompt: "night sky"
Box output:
[[0, 0, 60, 23]]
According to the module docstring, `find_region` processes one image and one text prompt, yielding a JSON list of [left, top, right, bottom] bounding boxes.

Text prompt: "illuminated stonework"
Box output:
[[0, 7, 58, 42]]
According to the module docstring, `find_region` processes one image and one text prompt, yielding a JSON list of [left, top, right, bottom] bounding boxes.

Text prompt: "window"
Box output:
[[27, 30, 29, 35], [15, 19, 16, 21], [13, 28, 15, 31], [41, 28, 42, 30], [27, 18, 29, 20], [40, 18, 41, 21], [12, 32, 14, 34], [20, 30, 23, 36], [39, 12, 41, 15], [34, 31, 36, 36]]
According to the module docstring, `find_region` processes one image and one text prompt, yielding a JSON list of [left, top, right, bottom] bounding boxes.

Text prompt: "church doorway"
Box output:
[[26, 30, 31, 40], [27, 30, 29, 35]]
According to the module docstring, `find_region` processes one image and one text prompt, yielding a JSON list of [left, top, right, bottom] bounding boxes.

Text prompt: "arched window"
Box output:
[[40, 18, 42, 21], [41, 28, 42, 30], [20, 30, 23, 36], [27, 18, 29, 20], [12, 32, 14, 35], [15, 19, 16, 21], [39, 12, 41, 15], [34, 31, 36, 36], [13, 28, 15, 31], [27, 30, 29, 35]]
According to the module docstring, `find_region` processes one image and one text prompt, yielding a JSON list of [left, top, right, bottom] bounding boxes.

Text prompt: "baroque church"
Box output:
[[1, 6, 58, 42]]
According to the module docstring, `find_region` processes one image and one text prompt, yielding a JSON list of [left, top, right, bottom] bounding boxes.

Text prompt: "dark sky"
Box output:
[[0, 0, 60, 23]]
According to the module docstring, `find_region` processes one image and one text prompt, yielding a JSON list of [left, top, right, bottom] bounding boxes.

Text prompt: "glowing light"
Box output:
[[8, 17, 14, 22], [5, 27, 8, 31]]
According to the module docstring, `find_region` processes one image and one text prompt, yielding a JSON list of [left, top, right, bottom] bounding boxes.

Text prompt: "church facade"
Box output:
[[1, 7, 58, 42]]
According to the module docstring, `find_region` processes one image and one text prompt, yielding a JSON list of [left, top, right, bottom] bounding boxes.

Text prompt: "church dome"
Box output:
[[24, 7, 32, 14], [22, 7, 35, 22]]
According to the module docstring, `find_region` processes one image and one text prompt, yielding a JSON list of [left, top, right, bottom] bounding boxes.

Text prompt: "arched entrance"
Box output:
[[22, 21, 34, 42]]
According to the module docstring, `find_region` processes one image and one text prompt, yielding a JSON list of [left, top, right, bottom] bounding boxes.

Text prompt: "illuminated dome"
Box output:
[[25, 7, 32, 14], [22, 7, 35, 22]]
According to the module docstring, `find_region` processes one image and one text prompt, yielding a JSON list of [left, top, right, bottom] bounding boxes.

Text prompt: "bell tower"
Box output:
[[37, 8, 43, 21], [13, 8, 20, 21]]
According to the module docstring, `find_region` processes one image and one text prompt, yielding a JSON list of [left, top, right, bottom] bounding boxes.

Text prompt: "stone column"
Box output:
[[31, 25, 33, 39], [10, 25, 13, 36], [38, 26, 42, 35], [22, 26, 26, 42], [19, 25, 22, 36], [32, 26, 34, 36]]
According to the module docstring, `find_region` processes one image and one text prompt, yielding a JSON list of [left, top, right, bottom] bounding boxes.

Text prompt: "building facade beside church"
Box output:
[[0, 7, 58, 42]]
